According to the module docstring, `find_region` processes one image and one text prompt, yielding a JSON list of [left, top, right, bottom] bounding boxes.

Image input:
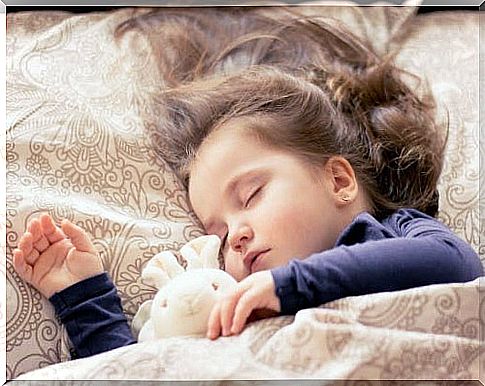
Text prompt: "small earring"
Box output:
[[341, 195, 350, 202]]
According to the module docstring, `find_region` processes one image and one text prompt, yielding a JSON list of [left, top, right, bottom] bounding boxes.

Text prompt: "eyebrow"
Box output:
[[202, 168, 266, 231]]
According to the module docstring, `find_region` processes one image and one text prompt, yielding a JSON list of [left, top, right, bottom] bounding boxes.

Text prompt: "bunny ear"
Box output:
[[199, 235, 222, 269], [180, 235, 221, 270], [142, 251, 184, 288]]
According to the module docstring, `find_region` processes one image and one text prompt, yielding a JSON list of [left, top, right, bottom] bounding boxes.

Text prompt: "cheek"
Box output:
[[260, 198, 309, 241], [260, 194, 328, 256], [266, 184, 312, 227]]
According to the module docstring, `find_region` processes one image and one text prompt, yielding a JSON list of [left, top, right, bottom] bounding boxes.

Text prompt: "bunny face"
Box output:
[[133, 235, 237, 341], [151, 271, 219, 337]]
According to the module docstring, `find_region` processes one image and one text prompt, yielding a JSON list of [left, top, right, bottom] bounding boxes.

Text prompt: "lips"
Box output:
[[243, 249, 270, 273]]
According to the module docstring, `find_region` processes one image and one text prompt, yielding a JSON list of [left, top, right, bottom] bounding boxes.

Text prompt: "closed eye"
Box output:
[[244, 186, 262, 208]]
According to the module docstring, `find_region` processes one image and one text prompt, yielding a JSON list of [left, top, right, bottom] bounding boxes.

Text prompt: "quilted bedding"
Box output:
[[15, 279, 484, 380]]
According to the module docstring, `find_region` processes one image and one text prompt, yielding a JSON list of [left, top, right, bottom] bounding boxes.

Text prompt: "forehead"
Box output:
[[189, 117, 264, 181], [188, 124, 257, 192], [187, 121, 277, 225]]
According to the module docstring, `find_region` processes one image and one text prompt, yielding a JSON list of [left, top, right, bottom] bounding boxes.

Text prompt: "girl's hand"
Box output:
[[12, 214, 104, 299], [207, 270, 281, 339]]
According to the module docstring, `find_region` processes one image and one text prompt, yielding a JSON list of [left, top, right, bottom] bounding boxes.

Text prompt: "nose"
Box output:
[[228, 224, 253, 254]]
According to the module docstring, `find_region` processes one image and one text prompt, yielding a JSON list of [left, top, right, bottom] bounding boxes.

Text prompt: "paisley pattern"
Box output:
[[5, 6, 483, 381], [6, 8, 203, 378], [15, 279, 482, 381]]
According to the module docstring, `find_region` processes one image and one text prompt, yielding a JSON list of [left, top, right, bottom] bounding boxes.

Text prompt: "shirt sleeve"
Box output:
[[271, 209, 484, 315], [49, 272, 137, 358]]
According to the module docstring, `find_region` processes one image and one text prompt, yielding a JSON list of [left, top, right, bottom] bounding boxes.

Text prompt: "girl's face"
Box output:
[[188, 121, 355, 281]]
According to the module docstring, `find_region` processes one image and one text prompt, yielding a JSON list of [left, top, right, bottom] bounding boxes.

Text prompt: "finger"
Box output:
[[12, 248, 33, 282], [207, 302, 222, 340], [28, 219, 50, 253], [17, 232, 33, 257], [231, 290, 258, 334], [61, 220, 96, 254], [220, 292, 240, 336], [26, 219, 39, 240], [40, 214, 66, 244], [25, 248, 40, 266]]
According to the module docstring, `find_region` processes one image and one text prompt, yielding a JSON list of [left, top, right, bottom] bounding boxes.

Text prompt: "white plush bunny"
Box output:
[[132, 235, 237, 341]]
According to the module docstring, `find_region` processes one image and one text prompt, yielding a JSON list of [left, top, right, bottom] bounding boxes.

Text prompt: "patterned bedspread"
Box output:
[[16, 278, 483, 380]]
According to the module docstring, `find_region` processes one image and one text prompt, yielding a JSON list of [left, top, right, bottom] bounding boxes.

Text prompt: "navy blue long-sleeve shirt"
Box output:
[[49, 208, 483, 358], [271, 208, 483, 314], [49, 272, 136, 358]]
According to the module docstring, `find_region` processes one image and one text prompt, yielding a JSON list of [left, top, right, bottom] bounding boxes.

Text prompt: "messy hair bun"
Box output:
[[116, 7, 446, 218], [313, 60, 445, 217]]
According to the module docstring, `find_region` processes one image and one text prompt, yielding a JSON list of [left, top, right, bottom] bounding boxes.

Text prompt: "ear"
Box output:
[[324, 156, 359, 206]]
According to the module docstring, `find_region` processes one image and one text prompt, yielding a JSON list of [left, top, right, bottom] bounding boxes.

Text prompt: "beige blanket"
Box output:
[[16, 278, 483, 380], [6, 5, 483, 382]]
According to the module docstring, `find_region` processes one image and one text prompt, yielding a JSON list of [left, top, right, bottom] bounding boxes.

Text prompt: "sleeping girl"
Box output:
[[11, 8, 484, 358]]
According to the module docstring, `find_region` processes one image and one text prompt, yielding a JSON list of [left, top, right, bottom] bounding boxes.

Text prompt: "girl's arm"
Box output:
[[49, 272, 136, 358], [13, 214, 136, 358], [271, 208, 484, 315]]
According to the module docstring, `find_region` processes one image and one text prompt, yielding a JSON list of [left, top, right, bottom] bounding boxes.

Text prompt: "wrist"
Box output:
[[48, 272, 110, 306]]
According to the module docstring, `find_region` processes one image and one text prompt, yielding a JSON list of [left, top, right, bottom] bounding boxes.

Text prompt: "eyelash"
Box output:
[[221, 234, 228, 249], [244, 186, 262, 208], [220, 186, 263, 250]]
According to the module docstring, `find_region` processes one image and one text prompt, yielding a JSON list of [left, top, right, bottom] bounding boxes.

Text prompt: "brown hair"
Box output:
[[116, 8, 446, 219]]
